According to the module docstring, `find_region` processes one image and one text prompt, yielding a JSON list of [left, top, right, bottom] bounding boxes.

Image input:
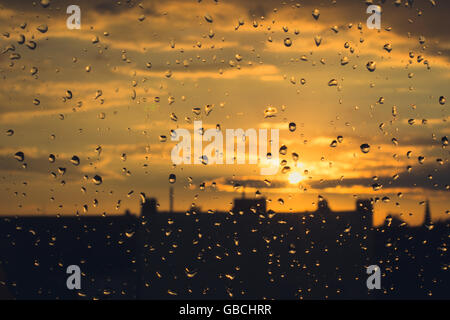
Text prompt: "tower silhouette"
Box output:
[[423, 199, 432, 226]]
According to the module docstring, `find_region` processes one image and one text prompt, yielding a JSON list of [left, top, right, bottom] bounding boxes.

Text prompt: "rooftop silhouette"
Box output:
[[0, 195, 448, 299]]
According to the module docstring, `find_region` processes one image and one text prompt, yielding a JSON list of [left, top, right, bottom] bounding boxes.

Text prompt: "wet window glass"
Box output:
[[0, 0, 448, 300]]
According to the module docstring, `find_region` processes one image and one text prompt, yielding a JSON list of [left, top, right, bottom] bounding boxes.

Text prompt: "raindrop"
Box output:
[[360, 143, 370, 153], [366, 61, 376, 72], [284, 38, 292, 47], [204, 14, 213, 23], [288, 122, 296, 132], [48, 154, 55, 163], [328, 79, 338, 86], [372, 183, 382, 191], [439, 96, 446, 105], [40, 0, 50, 8], [26, 41, 37, 50], [312, 8, 320, 20], [383, 43, 392, 52], [314, 35, 322, 47], [264, 106, 277, 118], [37, 24, 48, 33], [70, 156, 80, 166], [6, 129, 14, 136], [92, 175, 102, 185], [14, 151, 24, 162], [169, 174, 176, 184]]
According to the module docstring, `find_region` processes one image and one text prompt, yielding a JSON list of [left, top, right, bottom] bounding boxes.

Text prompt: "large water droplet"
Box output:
[[312, 8, 320, 20], [314, 35, 322, 47], [92, 175, 103, 185], [366, 61, 376, 72], [37, 24, 48, 33], [14, 151, 24, 162], [264, 106, 277, 118], [328, 79, 338, 86], [284, 38, 292, 47], [204, 14, 213, 23], [70, 155, 80, 166], [288, 122, 296, 132], [360, 143, 370, 153]]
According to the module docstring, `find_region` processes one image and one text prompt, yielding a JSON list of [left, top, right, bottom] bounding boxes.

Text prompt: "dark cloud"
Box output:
[[309, 162, 449, 191]]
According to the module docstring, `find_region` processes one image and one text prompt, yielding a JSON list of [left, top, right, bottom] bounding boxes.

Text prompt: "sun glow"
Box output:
[[288, 171, 303, 184]]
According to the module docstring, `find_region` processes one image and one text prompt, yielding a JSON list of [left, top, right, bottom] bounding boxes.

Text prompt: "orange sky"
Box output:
[[0, 0, 448, 226]]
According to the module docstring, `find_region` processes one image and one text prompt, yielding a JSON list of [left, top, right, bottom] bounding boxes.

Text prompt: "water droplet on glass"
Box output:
[[14, 151, 24, 162], [284, 38, 292, 47], [439, 96, 446, 105], [312, 8, 320, 20], [37, 24, 48, 33], [288, 122, 296, 132], [264, 106, 277, 118], [328, 79, 338, 86], [314, 35, 322, 47], [70, 156, 80, 166], [204, 14, 213, 23], [383, 43, 392, 52], [169, 174, 176, 184], [366, 61, 376, 72], [340, 56, 349, 65], [92, 175, 102, 185], [360, 143, 370, 153], [40, 0, 50, 8]]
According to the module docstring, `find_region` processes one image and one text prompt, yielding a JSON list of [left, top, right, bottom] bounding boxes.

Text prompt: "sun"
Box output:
[[288, 171, 303, 184]]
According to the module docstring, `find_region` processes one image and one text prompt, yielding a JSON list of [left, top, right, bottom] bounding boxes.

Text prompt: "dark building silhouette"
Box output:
[[0, 195, 448, 300], [232, 192, 266, 214], [317, 195, 331, 213], [141, 197, 158, 218]]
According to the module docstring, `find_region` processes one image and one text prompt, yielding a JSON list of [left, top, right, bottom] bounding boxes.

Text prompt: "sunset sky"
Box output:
[[0, 0, 448, 226]]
